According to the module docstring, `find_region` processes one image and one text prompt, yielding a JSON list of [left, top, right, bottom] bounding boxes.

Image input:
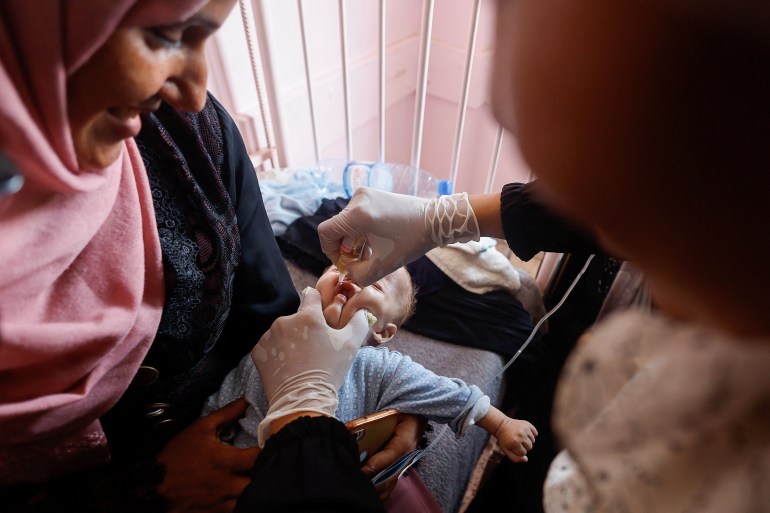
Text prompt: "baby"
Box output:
[[203, 265, 537, 464]]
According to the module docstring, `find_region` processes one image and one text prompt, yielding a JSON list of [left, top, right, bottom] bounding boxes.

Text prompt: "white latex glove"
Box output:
[[252, 287, 369, 446], [318, 187, 480, 286]]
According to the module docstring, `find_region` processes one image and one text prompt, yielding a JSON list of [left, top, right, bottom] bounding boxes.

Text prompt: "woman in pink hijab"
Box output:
[[0, 0, 275, 509]]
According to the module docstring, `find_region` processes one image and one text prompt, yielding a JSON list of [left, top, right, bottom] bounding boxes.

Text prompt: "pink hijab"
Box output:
[[0, 0, 208, 484]]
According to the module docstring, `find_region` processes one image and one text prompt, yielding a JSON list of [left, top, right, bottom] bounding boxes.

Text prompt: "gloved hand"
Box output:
[[252, 287, 369, 446], [318, 187, 480, 286]]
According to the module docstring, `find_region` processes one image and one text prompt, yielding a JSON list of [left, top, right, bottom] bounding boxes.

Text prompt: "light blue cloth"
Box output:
[[258, 167, 345, 236], [203, 345, 490, 448]]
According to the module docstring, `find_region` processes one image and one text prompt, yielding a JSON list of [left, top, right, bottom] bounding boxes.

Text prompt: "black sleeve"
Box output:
[[500, 182, 602, 260], [235, 416, 385, 513], [211, 96, 300, 360]]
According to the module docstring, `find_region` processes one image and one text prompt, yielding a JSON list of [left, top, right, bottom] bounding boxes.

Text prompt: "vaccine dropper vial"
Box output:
[[337, 236, 365, 284]]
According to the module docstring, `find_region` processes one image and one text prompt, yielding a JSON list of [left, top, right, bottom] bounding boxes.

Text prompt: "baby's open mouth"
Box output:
[[323, 281, 358, 327]]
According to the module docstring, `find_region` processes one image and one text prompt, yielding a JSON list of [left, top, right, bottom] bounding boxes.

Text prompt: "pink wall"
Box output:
[[208, 0, 532, 194]]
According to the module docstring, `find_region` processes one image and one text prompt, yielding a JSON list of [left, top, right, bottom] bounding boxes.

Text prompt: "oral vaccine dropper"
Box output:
[[337, 236, 365, 284]]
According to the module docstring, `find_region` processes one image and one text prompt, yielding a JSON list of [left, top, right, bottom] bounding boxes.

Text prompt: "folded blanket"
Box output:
[[426, 237, 521, 296]]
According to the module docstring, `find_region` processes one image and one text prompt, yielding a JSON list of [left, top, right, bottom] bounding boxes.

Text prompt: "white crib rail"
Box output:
[[378, 0, 386, 163], [296, 0, 321, 164], [338, 0, 353, 162], [485, 126, 504, 194], [410, 0, 435, 174], [240, 0, 511, 188], [448, 0, 481, 192]]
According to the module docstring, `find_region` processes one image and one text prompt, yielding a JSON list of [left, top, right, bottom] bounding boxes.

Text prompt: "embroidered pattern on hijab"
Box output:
[[133, 99, 240, 422]]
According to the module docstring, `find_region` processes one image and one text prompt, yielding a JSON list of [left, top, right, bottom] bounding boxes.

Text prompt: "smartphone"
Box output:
[[345, 408, 401, 464]]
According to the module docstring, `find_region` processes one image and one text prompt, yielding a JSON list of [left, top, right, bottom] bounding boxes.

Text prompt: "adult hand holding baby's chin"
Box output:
[[252, 287, 369, 446]]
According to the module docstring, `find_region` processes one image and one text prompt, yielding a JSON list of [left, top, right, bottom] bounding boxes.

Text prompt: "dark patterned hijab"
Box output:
[[105, 97, 242, 454], [139, 98, 240, 362]]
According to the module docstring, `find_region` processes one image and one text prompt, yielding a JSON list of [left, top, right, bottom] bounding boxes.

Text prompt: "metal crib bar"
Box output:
[[449, 0, 483, 192], [339, 0, 353, 162], [297, 0, 321, 163], [378, 0, 386, 163], [237, 0, 280, 168], [410, 0, 435, 176], [485, 125, 504, 193]]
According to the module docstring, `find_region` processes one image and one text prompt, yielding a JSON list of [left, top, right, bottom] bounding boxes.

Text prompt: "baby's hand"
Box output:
[[495, 418, 538, 463]]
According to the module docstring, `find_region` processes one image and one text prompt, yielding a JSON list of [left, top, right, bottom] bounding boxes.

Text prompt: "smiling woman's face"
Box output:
[[315, 266, 412, 331], [66, 0, 236, 169]]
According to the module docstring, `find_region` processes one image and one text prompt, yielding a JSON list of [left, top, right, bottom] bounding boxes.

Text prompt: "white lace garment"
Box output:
[[544, 309, 770, 513]]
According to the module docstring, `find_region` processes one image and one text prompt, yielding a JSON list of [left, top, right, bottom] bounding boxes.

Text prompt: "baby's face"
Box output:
[[316, 266, 411, 331]]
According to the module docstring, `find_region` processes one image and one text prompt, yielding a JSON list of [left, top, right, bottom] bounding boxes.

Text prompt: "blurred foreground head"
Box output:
[[491, 0, 770, 337]]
